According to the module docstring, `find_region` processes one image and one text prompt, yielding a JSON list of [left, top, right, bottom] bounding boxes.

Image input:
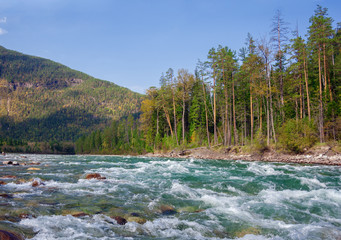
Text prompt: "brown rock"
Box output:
[[0, 194, 13, 198], [0, 181, 7, 185], [31, 179, 44, 187], [85, 173, 106, 180], [27, 168, 40, 171], [19, 213, 33, 219], [72, 212, 89, 218], [28, 162, 40, 165], [160, 205, 177, 215], [112, 216, 127, 225], [0, 230, 24, 240], [126, 216, 147, 224], [2, 175, 16, 179], [0, 216, 21, 222]]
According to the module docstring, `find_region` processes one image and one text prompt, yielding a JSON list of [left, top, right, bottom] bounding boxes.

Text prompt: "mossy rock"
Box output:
[[234, 227, 261, 238], [126, 216, 147, 224]]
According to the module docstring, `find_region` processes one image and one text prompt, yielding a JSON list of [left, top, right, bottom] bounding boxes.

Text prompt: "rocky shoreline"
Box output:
[[144, 145, 341, 166]]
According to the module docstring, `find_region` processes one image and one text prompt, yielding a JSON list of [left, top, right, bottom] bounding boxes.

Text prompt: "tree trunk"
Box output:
[[323, 43, 328, 94], [213, 76, 217, 145], [202, 81, 210, 147], [303, 56, 311, 121], [269, 70, 276, 143], [162, 105, 174, 137], [250, 82, 253, 143], [318, 47, 324, 143], [182, 95, 185, 143], [224, 82, 228, 146], [299, 77, 303, 119], [172, 89, 179, 145], [232, 74, 238, 145]]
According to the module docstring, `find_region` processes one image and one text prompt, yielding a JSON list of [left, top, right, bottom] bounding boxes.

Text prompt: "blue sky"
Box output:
[[0, 0, 340, 94]]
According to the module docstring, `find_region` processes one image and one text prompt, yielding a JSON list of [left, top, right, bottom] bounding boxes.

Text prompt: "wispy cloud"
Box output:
[[0, 28, 7, 35], [0, 17, 7, 35]]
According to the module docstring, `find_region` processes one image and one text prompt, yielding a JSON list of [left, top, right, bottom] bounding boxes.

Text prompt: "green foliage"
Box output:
[[278, 119, 318, 153], [252, 130, 268, 153], [75, 114, 147, 155]]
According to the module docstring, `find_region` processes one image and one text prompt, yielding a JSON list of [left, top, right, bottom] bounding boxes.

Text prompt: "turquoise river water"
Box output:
[[0, 154, 340, 239]]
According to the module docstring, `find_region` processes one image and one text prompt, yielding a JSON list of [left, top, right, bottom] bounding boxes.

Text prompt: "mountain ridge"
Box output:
[[0, 45, 143, 142]]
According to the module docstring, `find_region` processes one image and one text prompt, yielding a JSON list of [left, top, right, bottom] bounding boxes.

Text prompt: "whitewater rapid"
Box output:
[[0, 154, 340, 239]]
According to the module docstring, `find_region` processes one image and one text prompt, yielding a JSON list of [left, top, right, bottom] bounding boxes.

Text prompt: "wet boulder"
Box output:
[[72, 212, 90, 218], [0, 216, 21, 223], [2, 176, 16, 179], [0, 181, 7, 185], [0, 229, 24, 240], [2, 161, 12, 165], [85, 173, 106, 180], [27, 168, 41, 171], [126, 216, 147, 224], [112, 216, 127, 225], [0, 194, 13, 199], [28, 162, 40, 166], [160, 205, 177, 215], [31, 179, 45, 187]]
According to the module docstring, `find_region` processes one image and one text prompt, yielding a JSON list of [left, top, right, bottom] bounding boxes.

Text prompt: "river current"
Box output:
[[0, 154, 340, 239]]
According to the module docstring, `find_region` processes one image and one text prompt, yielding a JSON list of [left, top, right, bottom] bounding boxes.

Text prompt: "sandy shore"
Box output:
[[144, 145, 341, 166]]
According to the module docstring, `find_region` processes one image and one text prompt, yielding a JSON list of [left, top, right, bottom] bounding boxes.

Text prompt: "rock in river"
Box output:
[[0, 229, 24, 240], [112, 216, 127, 225], [85, 173, 106, 180], [160, 205, 177, 215]]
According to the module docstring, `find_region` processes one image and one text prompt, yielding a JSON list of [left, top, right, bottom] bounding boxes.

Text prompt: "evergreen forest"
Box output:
[[76, 6, 341, 155]]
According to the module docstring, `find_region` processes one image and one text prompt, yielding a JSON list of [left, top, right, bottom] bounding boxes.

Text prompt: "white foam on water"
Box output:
[[58, 161, 81, 165], [20, 215, 117, 240], [170, 182, 199, 199], [259, 188, 341, 205], [247, 162, 282, 176], [141, 217, 212, 239], [299, 177, 327, 189]]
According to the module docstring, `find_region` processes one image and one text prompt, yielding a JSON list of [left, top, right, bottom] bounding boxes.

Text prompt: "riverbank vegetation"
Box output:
[[76, 6, 341, 155]]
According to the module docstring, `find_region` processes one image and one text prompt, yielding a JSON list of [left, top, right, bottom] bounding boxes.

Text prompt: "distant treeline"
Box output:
[[77, 6, 340, 154], [0, 137, 75, 154]]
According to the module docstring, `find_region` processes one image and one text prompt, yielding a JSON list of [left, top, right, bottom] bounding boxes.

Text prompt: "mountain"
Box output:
[[0, 46, 143, 142]]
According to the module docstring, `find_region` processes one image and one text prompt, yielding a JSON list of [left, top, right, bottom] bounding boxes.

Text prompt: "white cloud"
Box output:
[[0, 17, 6, 23], [0, 28, 8, 35]]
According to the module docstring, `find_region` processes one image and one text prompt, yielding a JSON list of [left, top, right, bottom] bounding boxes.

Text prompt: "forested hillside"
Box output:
[[0, 46, 142, 147], [77, 5, 341, 155]]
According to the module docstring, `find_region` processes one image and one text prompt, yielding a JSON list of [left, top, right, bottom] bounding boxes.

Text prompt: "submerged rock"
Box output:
[[234, 227, 261, 238], [85, 173, 106, 180], [160, 205, 177, 215], [112, 216, 127, 225], [31, 179, 45, 187], [178, 206, 204, 213], [126, 216, 146, 224], [72, 212, 90, 218], [28, 162, 40, 165], [2, 176, 16, 179], [0, 229, 24, 240], [0, 194, 13, 199], [27, 168, 40, 171], [0, 216, 21, 223]]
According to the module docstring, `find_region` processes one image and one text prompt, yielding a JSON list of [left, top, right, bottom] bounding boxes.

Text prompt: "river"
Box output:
[[0, 154, 340, 239]]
